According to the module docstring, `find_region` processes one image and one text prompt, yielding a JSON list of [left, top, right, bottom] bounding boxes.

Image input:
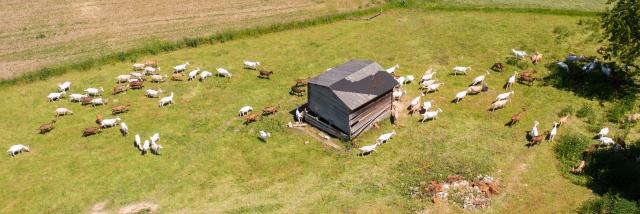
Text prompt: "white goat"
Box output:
[[132, 63, 146, 71], [549, 122, 559, 142], [424, 82, 443, 93], [404, 75, 415, 84], [505, 72, 517, 89], [244, 61, 260, 70], [392, 89, 406, 100], [116, 75, 132, 83], [598, 136, 615, 147], [134, 134, 142, 151], [453, 90, 467, 103], [150, 74, 167, 83], [259, 130, 271, 142], [90, 98, 107, 107], [530, 121, 540, 137], [145, 89, 163, 98], [174, 62, 189, 73], [150, 133, 160, 144], [142, 140, 150, 155], [69, 93, 87, 102], [295, 107, 304, 123], [421, 108, 442, 122], [386, 64, 399, 74], [144, 66, 160, 75], [58, 81, 71, 92], [47, 92, 66, 102], [423, 100, 432, 111], [490, 99, 509, 111], [471, 71, 490, 86], [188, 68, 201, 81], [159, 92, 175, 107], [7, 144, 30, 157], [85, 87, 104, 96], [55, 107, 73, 117], [358, 143, 379, 154], [119, 122, 128, 136], [100, 117, 121, 128], [512, 49, 527, 59], [376, 130, 396, 144], [396, 76, 406, 85], [409, 96, 422, 109], [130, 72, 144, 79], [496, 91, 514, 101], [216, 68, 232, 78], [452, 66, 471, 75], [421, 70, 436, 83], [150, 141, 162, 155], [199, 71, 213, 81], [598, 127, 609, 137], [239, 106, 253, 116]]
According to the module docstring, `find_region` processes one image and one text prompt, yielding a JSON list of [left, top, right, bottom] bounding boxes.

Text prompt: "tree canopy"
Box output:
[[601, 0, 640, 67]]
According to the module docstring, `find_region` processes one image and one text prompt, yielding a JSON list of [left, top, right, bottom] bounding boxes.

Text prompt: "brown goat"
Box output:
[[82, 127, 102, 137], [80, 97, 94, 105], [38, 120, 56, 134], [529, 134, 545, 146], [520, 69, 537, 77], [559, 114, 570, 126], [530, 52, 543, 65], [290, 86, 306, 96], [244, 113, 260, 125], [112, 84, 128, 95], [295, 79, 308, 87], [129, 81, 144, 90], [490, 63, 504, 72], [262, 106, 279, 116], [258, 70, 274, 79], [145, 60, 158, 68], [509, 108, 527, 126], [570, 160, 586, 174], [171, 73, 184, 81], [518, 75, 536, 86], [112, 105, 130, 115], [95, 115, 103, 125]]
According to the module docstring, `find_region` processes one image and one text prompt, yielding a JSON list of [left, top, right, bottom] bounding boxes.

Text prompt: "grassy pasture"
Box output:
[[0, 9, 603, 213]]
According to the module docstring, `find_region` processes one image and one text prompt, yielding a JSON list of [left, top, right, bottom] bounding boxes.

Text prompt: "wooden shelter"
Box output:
[[305, 60, 398, 140]]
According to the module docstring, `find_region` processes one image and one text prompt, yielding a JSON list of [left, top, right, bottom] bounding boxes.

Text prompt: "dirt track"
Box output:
[[0, 0, 377, 79]]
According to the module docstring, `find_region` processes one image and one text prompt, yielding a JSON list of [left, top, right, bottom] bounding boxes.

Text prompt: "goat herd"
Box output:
[[8, 60, 282, 157], [356, 48, 620, 160]]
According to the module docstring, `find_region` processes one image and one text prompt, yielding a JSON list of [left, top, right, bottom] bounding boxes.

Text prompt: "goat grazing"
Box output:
[[100, 117, 121, 128], [530, 52, 543, 64], [112, 84, 128, 95], [496, 91, 514, 101], [119, 122, 128, 136], [239, 106, 253, 117], [549, 122, 559, 142], [150, 74, 167, 83], [116, 74, 132, 83], [142, 140, 150, 155], [259, 130, 270, 142], [82, 127, 101, 137], [47, 92, 66, 102], [112, 105, 130, 115], [144, 66, 160, 75], [490, 63, 504, 72], [38, 120, 56, 134], [85, 87, 104, 96], [386, 64, 399, 74], [358, 143, 379, 154], [490, 99, 509, 111], [216, 68, 232, 78], [145, 89, 163, 98], [159, 92, 175, 107], [290, 86, 305, 96], [174, 62, 189, 73], [132, 63, 145, 71], [244, 61, 260, 70], [421, 108, 442, 122], [90, 98, 107, 107], [376, 130, 396, 144], [58, 81, 71, 92], [467, 83, 488, 95], [171, 73, 184, 81], [421, 69, 435, 83], [598, 127, 609, 137], [199, 71, 213, 81], [69, 93, 87, 102], [452, 66, 471, 75], [258, 70, 274, 79], [262, 106, 279, 116], [529, 134, 545, 146], [150, 141, 162, 155], [530, 121, 540, 137], [453, 90, 467, 103], [423, 82, 443, 93], [512, 49, 527, 59], [188, 68, 201, 81], [7, 144, 30, 157], [559, 114, 570, 126], [244, 113, 260, 125], [470, 71, 490, 86], [55, 107, 73, 117]]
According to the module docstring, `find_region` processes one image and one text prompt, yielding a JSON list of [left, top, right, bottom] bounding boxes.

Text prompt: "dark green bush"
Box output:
[[559, 105, 575, 117], [577, 103, 595, 119], [607, 94, 636, 123], [580, 191, 640, 214]]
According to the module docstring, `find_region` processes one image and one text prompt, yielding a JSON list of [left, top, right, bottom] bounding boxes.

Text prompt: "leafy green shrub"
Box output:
[[552, 26, 574, 43], [554, 133, 591, 184], [577, 103, 595, 119], [579, 191, 640, 214], [607, 94, 636, 123]]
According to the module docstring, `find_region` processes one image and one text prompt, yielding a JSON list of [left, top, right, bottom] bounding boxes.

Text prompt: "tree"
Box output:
[[601, 0, 640, 67]]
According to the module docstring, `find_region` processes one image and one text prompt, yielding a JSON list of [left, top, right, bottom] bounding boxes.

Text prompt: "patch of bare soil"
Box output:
[[118, 202, 159, 214], [0, 0, 379, 79]]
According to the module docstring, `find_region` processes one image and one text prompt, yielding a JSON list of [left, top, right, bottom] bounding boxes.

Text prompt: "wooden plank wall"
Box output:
[[304, 113, 350, 140], [349, 92, 392, 135], [308, 84, 350, 133]]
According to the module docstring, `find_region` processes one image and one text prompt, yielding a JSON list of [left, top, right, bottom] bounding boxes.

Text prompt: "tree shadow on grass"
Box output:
[[541, 59, 638, 102], [583, 144, 640, 201]]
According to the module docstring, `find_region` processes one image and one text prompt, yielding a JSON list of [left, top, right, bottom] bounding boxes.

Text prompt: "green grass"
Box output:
[[0, 9, 605, 213], [433, 0, 608, 12]]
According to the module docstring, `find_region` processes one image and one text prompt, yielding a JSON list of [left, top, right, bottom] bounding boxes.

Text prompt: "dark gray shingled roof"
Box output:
[[309, 60, 398, 110]]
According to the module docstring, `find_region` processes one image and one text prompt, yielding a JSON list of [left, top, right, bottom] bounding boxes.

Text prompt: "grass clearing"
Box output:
[[0, 8, 604, 213]]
